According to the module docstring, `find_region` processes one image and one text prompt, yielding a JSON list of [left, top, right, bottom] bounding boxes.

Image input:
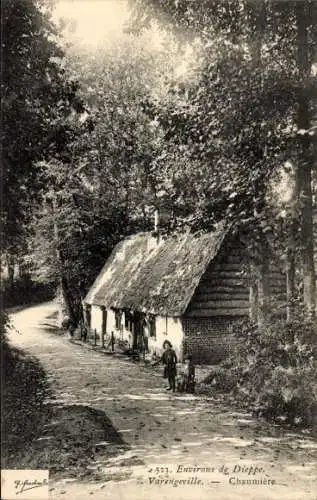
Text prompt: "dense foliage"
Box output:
[[1, 0, 84, 273], [205, 313, 317, 430], [129, 0, 317, 316], [28, 31, 195, 321]]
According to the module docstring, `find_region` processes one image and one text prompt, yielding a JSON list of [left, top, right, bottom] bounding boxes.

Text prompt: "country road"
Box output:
[[4, 302, 317, 500]]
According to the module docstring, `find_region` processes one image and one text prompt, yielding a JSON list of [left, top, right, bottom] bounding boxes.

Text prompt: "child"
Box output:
[[152, 340, 177, 392], [177, 354, 196, 393]]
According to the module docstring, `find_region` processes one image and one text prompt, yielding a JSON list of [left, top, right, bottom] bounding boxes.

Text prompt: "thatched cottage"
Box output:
[[83, 222, 286, 363]]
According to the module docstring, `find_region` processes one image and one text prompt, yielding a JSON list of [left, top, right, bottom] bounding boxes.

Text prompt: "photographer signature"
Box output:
[[14, 479, 48, 495]]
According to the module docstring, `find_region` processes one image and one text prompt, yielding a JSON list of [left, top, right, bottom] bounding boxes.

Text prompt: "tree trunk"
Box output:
[[60, 274, 77, 324], [286, 168, 300, 321], [300, 170, 315, 317], [295, 2, 316, 318], [248, 1, 271, 326], [18, 260, 24, 279], [286, 250, 296, 321], [6, 254, 15, 287], [51, 197, 77, 326], [249, 0, 266, 66]]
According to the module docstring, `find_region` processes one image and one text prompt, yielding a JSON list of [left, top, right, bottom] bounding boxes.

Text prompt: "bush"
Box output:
[[202, 366, 241, 393], [1, 276, 55, 309], [207, 312, 317, 430], [1, 311, 11, 370]]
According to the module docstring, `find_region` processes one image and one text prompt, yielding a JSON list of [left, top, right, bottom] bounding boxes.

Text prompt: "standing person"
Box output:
[[161, 340, 177, 392], [152, 340, 178, 391]]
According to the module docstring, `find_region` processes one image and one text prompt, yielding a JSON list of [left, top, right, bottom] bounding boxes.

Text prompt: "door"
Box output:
[[101, 307, 107, 347], [132, 311, 145, 352]]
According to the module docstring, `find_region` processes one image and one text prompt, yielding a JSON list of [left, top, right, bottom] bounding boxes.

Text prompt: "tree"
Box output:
[[294, 3, 316, 317], [29, 30, 186, 323], [129, 0, 317, 318], [1, 0, 84, 285]]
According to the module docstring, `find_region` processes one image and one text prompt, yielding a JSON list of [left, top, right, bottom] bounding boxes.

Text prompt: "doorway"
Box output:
[[101, 307, 107, 348]]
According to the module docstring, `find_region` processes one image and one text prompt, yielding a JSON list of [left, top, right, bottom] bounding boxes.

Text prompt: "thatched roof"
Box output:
[[84, 221, 230, 316]]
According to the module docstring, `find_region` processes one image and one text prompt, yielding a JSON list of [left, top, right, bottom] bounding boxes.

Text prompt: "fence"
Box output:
[[78, 322, 148, 359], [79, 323, 115, 352]]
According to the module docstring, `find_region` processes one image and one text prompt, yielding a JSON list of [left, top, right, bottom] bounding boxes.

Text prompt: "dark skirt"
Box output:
[[164, 365, 176, 378]]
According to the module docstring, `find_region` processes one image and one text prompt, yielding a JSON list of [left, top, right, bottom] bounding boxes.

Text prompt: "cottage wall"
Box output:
[[105, 309, 133, 346], [107, 309, 117, 335], [90, 305, 103, 335], [184, 235, 286, 364], [89, 306, 118, 343], [89, 307, 184, 357], [148, 315, 184, 359], [186, 237, 249, 319]]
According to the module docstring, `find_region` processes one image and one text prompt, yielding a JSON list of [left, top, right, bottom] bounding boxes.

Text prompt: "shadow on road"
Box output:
[[39, 324, 64, 335], [2, 344, 52, 460], [2, 343, 131, 480]]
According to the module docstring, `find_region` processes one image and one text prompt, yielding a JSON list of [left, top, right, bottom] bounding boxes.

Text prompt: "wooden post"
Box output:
[[94, 328, 97, 346], [100, 328, 104, 348], [101, 306, 106, 349], [102, 332, 105, 349], [111, 331, 114, 352]]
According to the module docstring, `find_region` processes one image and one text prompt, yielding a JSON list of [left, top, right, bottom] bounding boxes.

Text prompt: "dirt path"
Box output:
[[5, 302, 317, 500]]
